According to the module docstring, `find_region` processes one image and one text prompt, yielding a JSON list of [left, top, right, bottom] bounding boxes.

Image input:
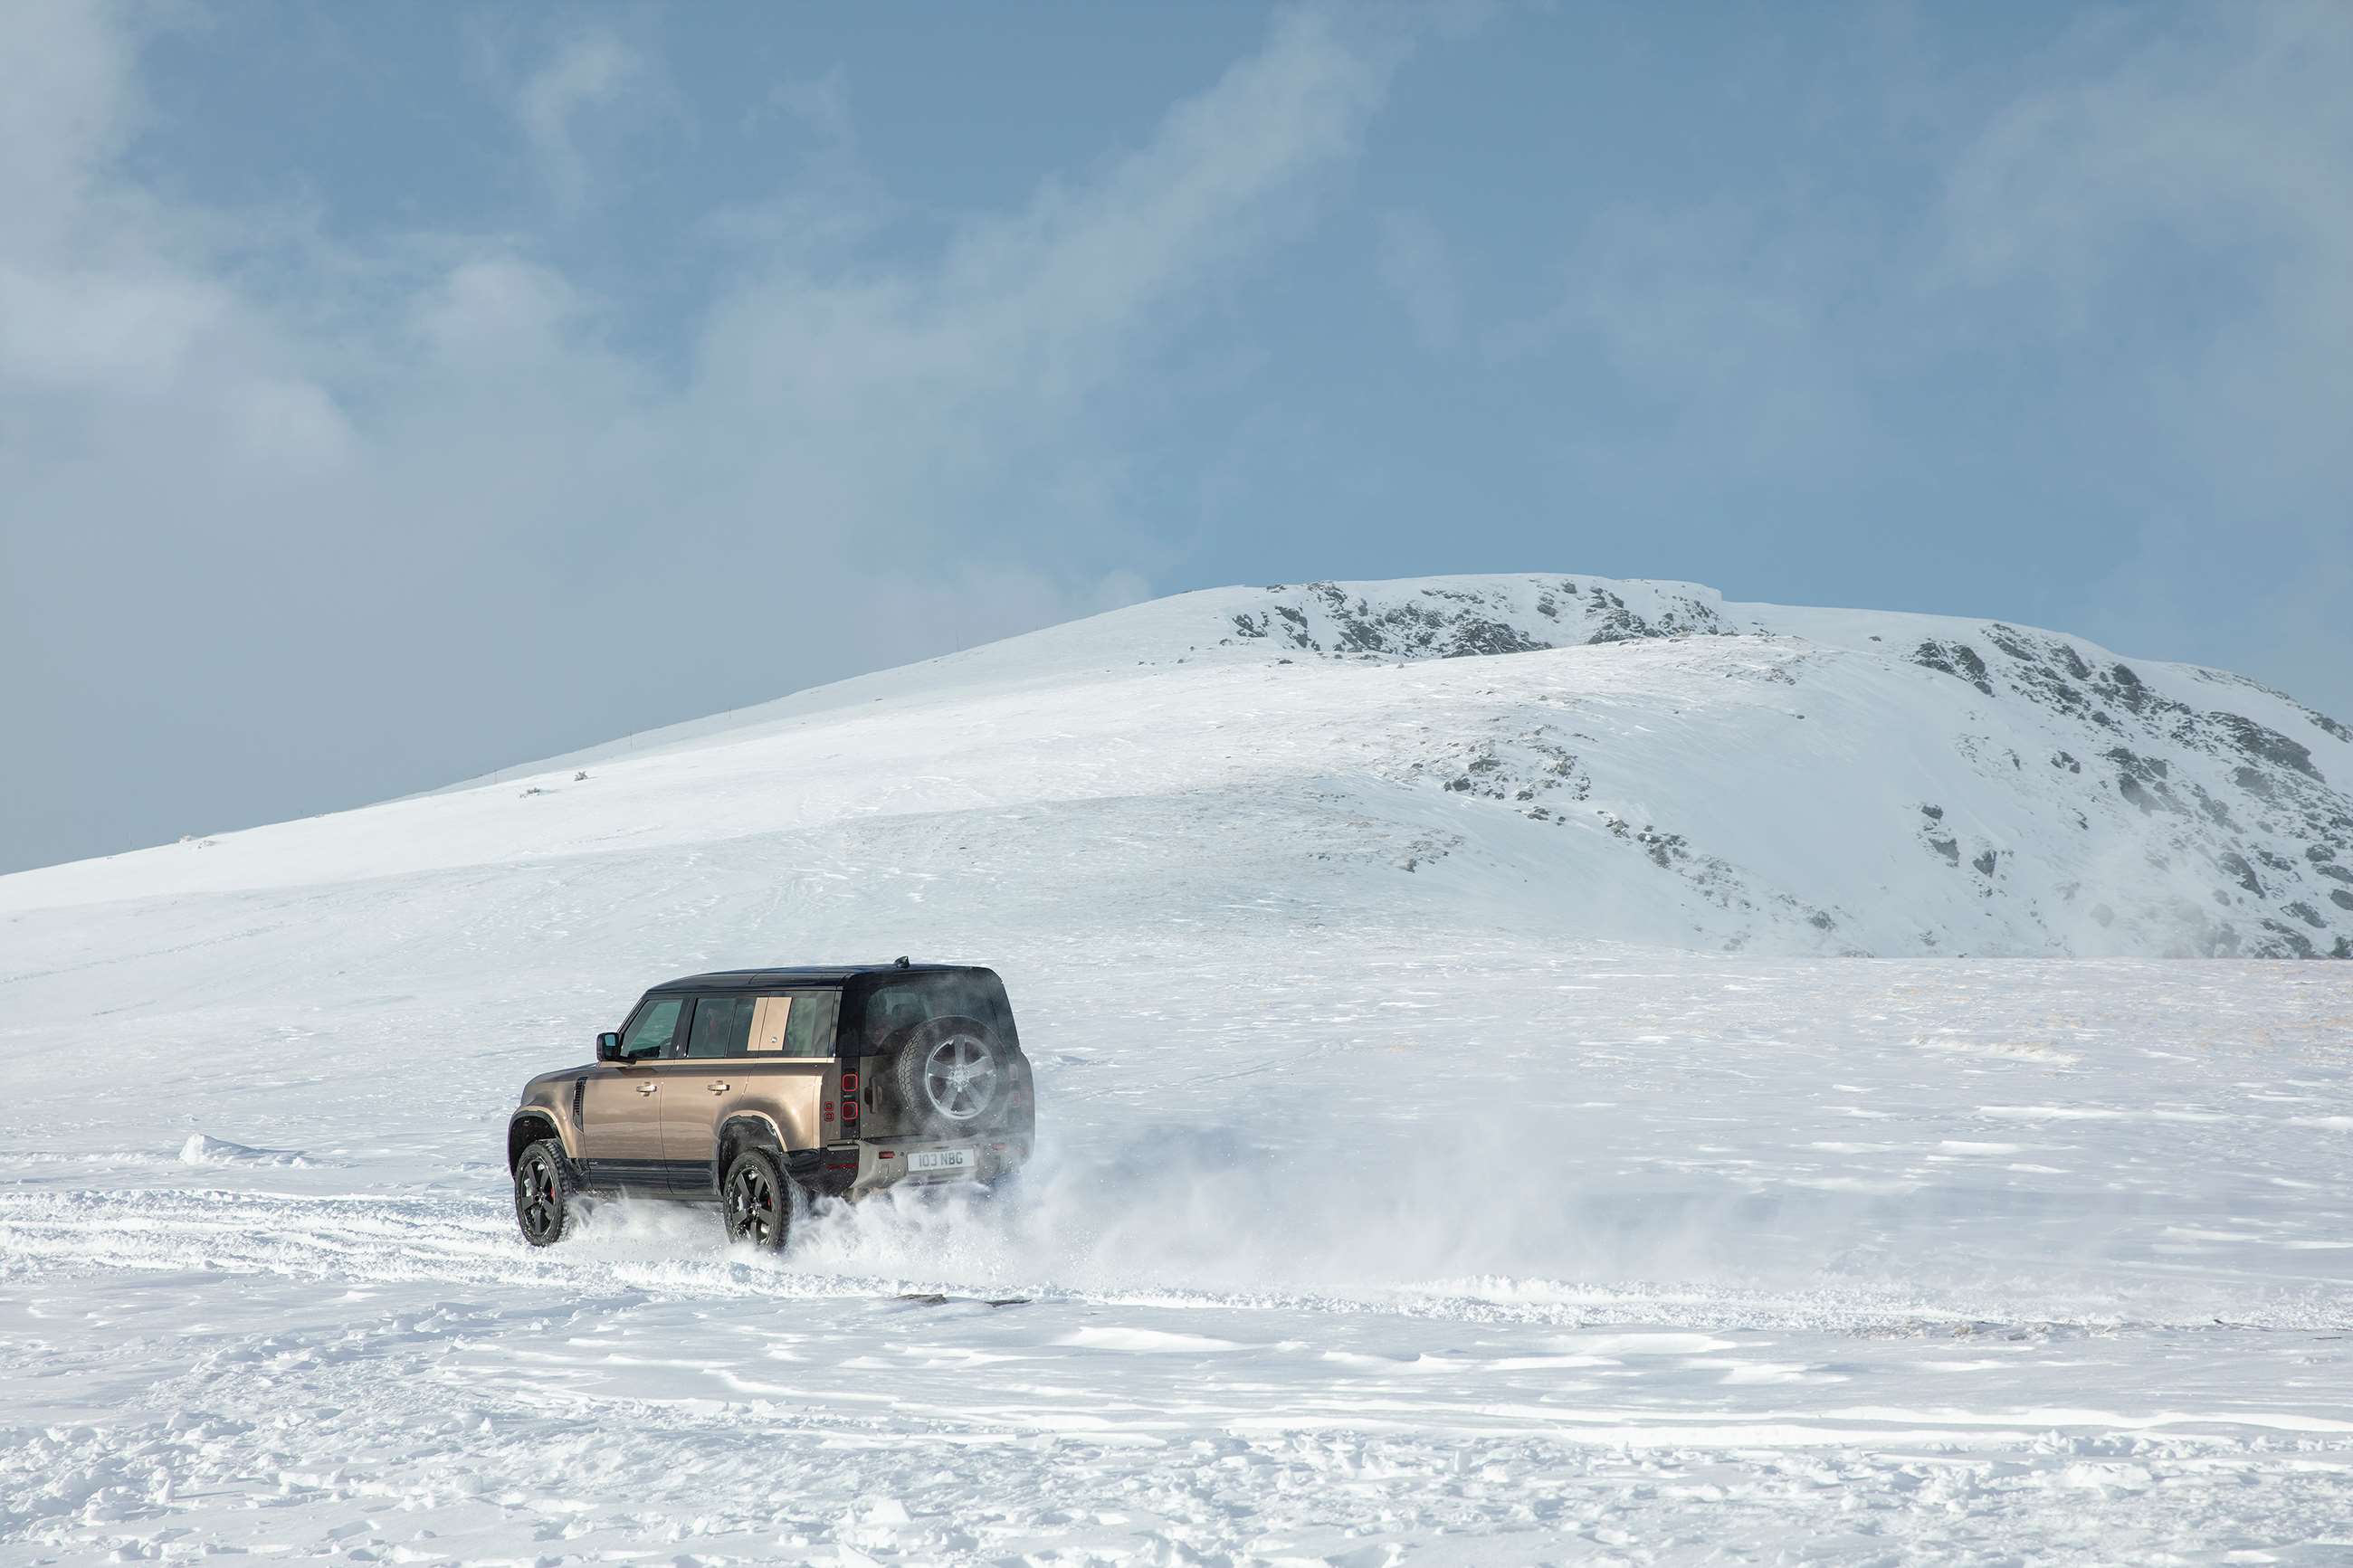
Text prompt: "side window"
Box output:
[[682, 995, 755, 1059], [618, 997, 683, 1060], [747, 992, 840, 1057], [783, 990, 839, 1057]]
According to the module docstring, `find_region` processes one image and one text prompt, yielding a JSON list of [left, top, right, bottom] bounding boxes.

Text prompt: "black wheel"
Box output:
[[889, 1015, 1007, 1130], [722, 1147, 793, 1251], [513, 1138, 578, 1248]]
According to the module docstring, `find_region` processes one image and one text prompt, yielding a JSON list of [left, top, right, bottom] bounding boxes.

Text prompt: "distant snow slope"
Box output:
[[14, 573, 2348, 958], [6, 575, 2353, 1563]]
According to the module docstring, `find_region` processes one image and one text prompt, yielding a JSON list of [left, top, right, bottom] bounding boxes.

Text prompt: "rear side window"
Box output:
[[843, 971, 1016, 1054], [681, 995, 756, 1059], [747, 991, 840, 1058]]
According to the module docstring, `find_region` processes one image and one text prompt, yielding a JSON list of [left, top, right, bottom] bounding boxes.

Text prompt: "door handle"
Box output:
[[706, 1081, 730, 1094], [636, 1082, 659, 1096]]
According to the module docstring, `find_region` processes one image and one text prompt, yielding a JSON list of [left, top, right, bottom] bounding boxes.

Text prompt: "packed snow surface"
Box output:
[[5, 574, 2352, 1563]]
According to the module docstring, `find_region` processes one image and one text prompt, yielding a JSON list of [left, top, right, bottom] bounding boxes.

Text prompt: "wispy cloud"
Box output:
[[0, 3, 1406, 864], [513, 24, 644, 207], [1496, 3, 2350, 709], [1938, 4, 2353, 697]]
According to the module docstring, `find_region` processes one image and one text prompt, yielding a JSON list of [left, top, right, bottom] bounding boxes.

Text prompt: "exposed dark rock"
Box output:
[[2331, 890, 2353, 912], [1913, 640, 1996, 696], [2188, 785, 2234, 827], [2101, 663, 2153, 714], [2219, 851, 2263, 896], [2260, 921, 2319, 959], [2052, 751, 2081, 773], [2286, 900, 2327, 928], [1927, 835, 1960, 865], [1636, 828, 1686, 869], [1920, 803, 1945, 822], [2208, 713, 2321, 780], [1972, 849, 1998, 876], [2108, 748, 2186, 816]]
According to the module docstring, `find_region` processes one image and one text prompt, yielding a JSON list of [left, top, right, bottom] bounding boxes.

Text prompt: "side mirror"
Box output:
[[595, 1031, 624, 1063]]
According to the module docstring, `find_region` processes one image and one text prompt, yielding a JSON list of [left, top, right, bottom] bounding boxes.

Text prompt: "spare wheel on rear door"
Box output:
[[891, 1015, 1007, 1129]]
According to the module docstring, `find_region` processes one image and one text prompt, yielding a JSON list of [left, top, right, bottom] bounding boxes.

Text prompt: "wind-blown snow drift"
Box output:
[[11, 573, 2346, 958]]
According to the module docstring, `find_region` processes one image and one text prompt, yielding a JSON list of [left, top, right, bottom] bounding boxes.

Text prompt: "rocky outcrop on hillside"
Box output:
[[1213, 576, 2351, 958], [1224, 576, 1730, 660]]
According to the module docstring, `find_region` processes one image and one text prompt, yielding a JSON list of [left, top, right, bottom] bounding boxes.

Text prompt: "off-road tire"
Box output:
[[513, 1138, 579, 1248], [722, 1146, 793, 1252], [890, 1015, 1007, 1129]]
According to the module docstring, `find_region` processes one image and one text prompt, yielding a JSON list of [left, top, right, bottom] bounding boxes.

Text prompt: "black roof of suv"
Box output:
[[646, 962, 984, 993]]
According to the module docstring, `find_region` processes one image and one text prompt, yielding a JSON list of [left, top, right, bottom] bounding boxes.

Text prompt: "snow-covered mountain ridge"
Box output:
[[7, 573, 2348, 958]]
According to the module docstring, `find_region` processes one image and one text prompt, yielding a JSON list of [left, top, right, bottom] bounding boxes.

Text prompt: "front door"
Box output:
[[579, 994, 687, 1193]]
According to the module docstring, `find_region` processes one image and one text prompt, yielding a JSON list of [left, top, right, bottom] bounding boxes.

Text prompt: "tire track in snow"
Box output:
[[8, 1185, 2353, 1339]]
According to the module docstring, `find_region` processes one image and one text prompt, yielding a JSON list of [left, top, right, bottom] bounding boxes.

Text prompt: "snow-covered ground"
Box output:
[[5, 575, 2352, 1563]]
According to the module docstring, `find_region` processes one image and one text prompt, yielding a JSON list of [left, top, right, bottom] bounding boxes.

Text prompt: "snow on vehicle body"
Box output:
[[507, 959, 1035, 1249]]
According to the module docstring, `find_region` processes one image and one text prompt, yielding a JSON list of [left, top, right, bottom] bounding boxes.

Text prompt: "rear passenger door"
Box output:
[[658, 991, 840, 1196], [657, 994, 755, 1193]]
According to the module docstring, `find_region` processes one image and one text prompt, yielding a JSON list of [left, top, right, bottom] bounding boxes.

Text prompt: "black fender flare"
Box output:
[[712, 1113, 788, 1197], [507, 1109, 573, 1173]]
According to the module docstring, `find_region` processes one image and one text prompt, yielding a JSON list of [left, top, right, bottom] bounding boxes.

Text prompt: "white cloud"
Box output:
[[1941, 3, 2353, 497], [514, 24, 643, 207], [0, 3, 1405, 866], [1939, 4, 2353, 706], [1498, 199, 1871, 498], [1495, 4, 2349, 713]]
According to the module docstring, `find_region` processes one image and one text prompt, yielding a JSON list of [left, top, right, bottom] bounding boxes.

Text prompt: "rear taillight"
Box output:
[[839, 1069, 860, 1126]]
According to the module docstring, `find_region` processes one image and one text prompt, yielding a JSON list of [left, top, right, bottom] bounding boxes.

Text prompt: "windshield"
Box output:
[[841, 970, 1017, 1054]]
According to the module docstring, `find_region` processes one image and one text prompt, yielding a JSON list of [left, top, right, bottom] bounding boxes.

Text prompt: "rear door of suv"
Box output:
[[658, 990, 839, 1194]]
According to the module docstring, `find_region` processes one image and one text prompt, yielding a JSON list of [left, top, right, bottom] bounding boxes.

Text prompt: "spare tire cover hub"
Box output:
[[921, 1031, 998, 1122]]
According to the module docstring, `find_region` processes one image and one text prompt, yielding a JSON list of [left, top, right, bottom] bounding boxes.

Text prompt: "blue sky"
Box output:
[[4, 2, 2348, 872]]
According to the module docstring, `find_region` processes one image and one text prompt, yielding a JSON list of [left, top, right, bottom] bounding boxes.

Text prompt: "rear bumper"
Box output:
[[792, 1132, 1031, 1199]]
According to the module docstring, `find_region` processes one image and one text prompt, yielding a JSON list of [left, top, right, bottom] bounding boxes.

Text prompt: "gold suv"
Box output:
[[508, 960, 1035, 1250]]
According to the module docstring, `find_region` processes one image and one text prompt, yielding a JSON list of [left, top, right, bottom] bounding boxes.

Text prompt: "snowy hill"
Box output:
[[6, 575, 2353, 1562], [12, 572, 2348, 959]]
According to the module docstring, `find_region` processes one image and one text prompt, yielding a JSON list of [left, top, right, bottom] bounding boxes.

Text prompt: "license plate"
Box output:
[[907, 1148, 974, 1175]]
